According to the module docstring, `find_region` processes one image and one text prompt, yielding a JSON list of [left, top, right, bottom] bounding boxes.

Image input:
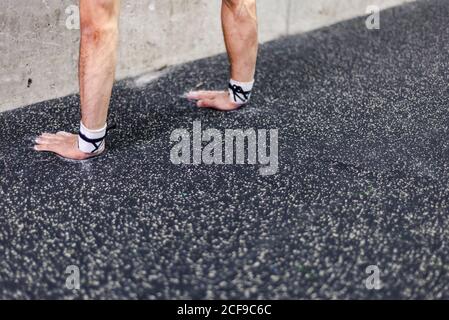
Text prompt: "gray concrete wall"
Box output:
[[0, 0, 414, 112]]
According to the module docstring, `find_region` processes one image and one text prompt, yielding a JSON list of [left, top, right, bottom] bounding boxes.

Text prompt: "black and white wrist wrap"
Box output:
[[78, 122, 107, 154], [228, 79, 254, 105]]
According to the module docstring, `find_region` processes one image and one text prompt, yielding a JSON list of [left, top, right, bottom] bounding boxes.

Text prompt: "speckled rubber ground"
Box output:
[[1, 0, 448, 299]]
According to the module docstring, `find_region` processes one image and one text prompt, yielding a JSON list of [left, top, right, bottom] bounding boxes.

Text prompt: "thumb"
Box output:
[[197, 99, 216, 108]]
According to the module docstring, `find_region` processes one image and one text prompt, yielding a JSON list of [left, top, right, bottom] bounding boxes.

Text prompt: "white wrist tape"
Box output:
[[228, 79, 254, 105], [78, 122, 107, 154]]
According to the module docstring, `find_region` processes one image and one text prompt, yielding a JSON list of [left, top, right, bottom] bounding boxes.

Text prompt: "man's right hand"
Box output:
[[34, 132, 101, 160]]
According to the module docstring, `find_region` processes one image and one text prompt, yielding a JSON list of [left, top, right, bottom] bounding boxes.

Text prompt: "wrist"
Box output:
[[228, 79, 255, 105], [78, 121, 107, 154]]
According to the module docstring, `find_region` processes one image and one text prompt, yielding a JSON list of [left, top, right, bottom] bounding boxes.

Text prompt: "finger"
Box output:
[[34, 144, 58, 153], [187, 90, 223, 100], [40, 133, 55, 138], [56, 131, 73, 137], [35, 137, 58, 145], [39, 133, 62, 140]]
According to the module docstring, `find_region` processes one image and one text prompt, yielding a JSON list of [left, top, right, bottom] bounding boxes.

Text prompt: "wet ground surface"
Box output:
[[0, 0, 448, 299]]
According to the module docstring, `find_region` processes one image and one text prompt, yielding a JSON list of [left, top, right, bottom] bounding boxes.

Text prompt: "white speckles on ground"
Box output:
[[0, 0, 448, 299]]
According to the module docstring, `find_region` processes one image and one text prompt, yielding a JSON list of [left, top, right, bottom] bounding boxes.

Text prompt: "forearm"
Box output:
[[79, 0, 120, 130], [222, 0, 258, 82]]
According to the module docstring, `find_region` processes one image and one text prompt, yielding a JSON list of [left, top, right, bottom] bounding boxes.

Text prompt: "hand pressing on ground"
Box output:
[[186, 90, 241, 111], [34, 132, 102, 161]]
